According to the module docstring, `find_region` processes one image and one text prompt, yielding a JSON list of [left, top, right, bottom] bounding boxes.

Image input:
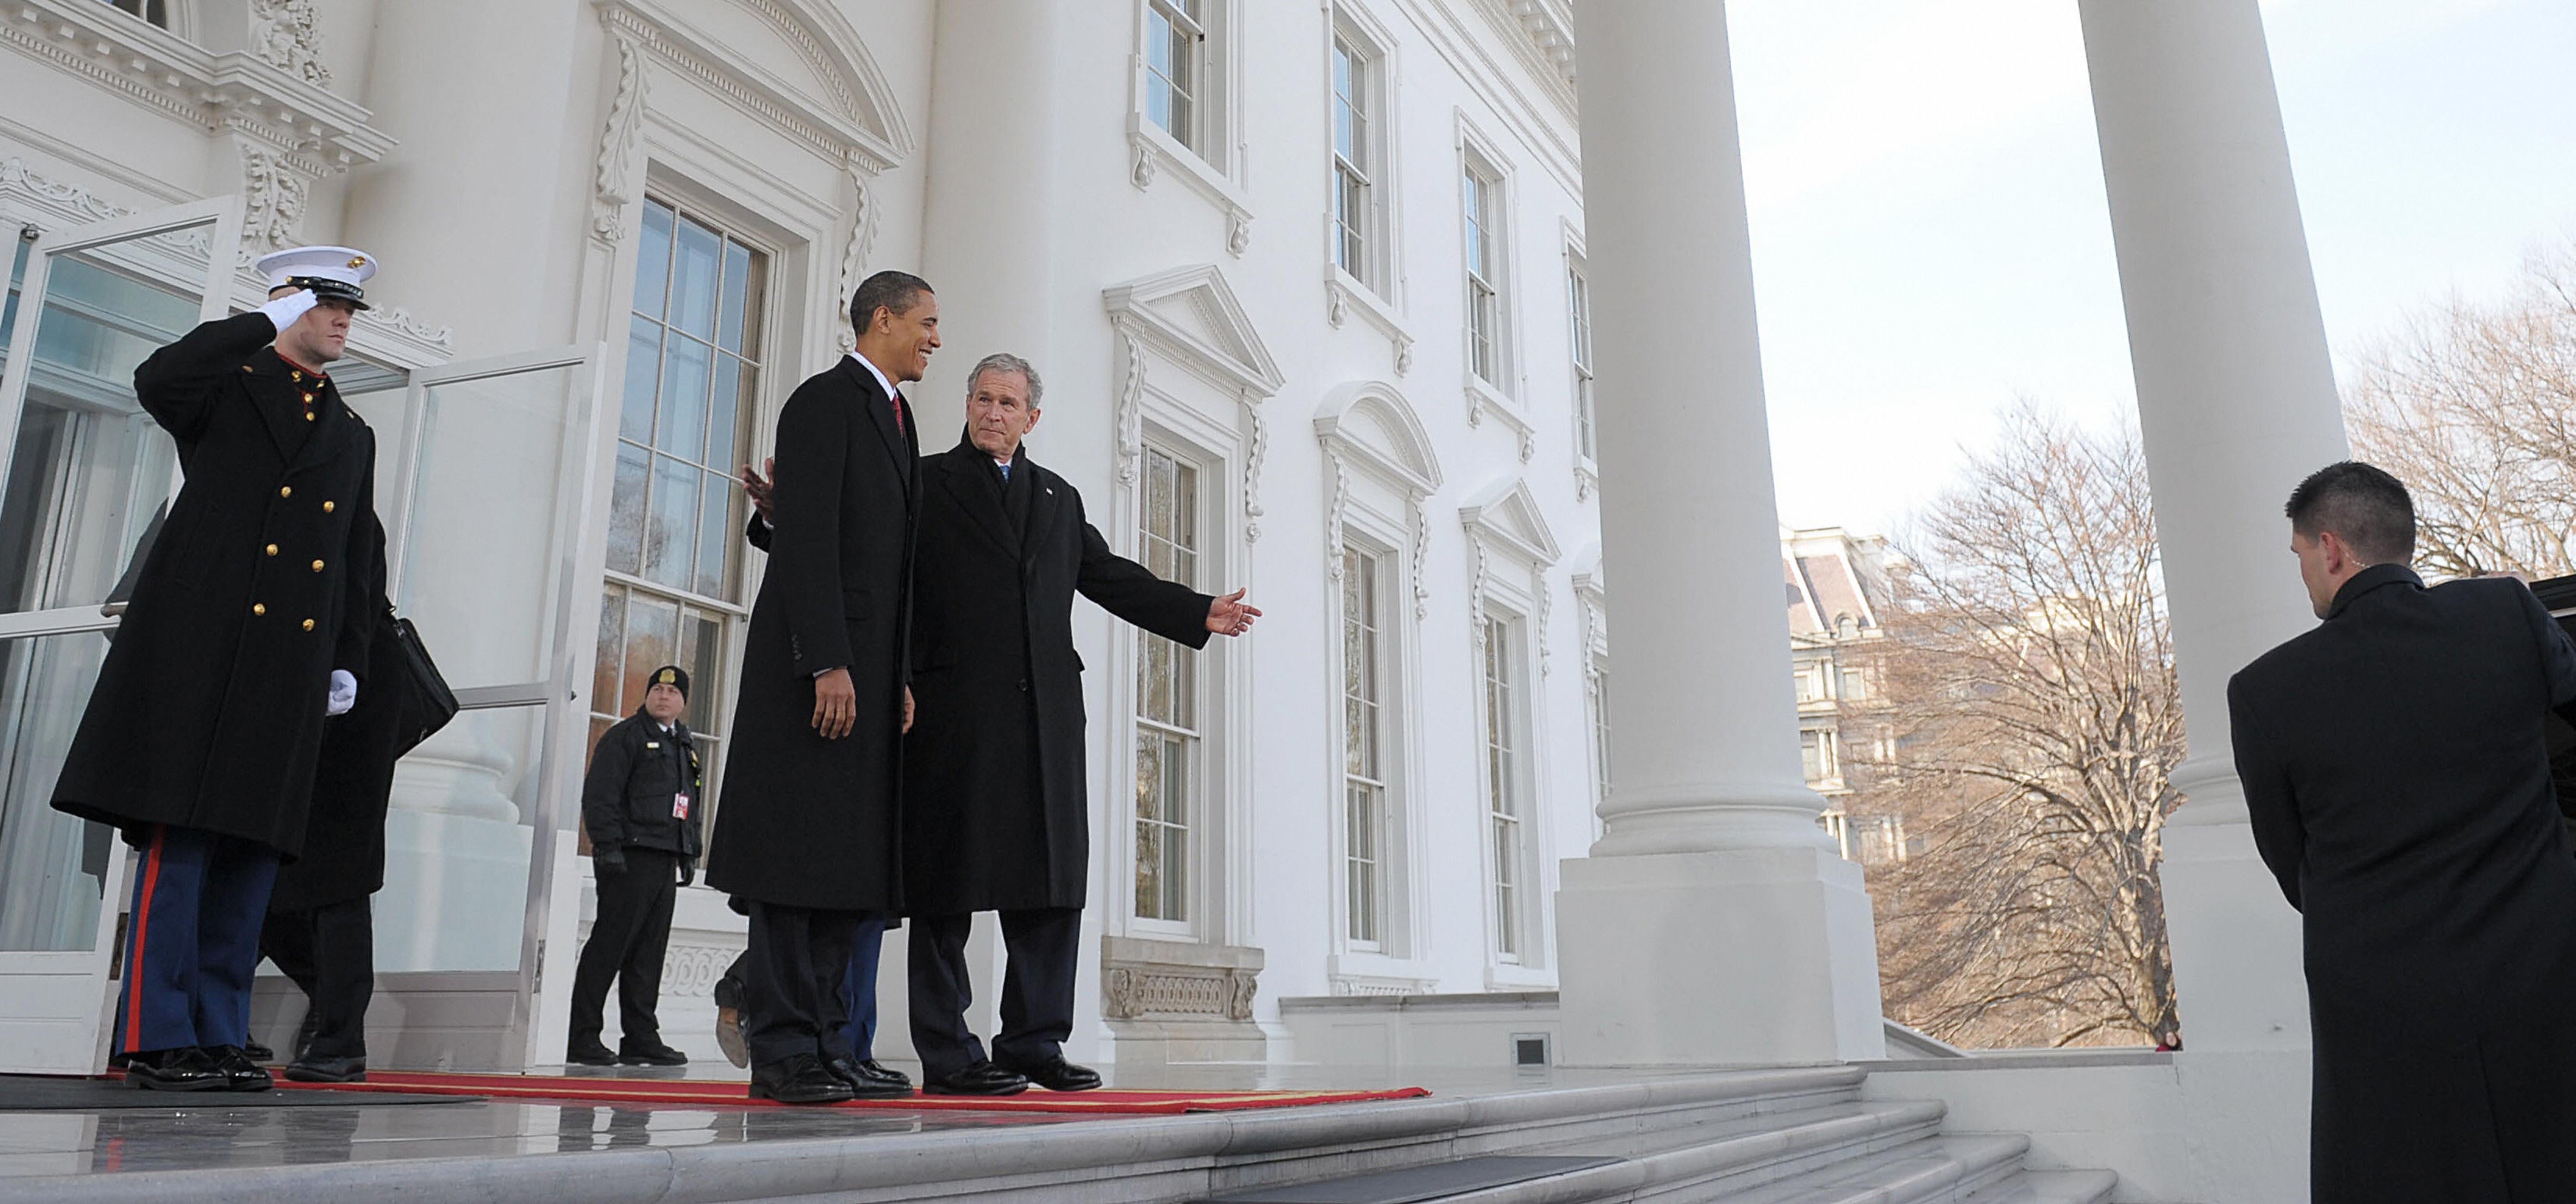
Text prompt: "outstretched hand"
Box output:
[[740, 457, 776, 524], [1206, 588, 1261, 637]]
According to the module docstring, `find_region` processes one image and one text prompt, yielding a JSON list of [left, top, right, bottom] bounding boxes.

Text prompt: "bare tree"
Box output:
[[1861, 404, 2182, 1049], [2346, 240, 2576, 579]]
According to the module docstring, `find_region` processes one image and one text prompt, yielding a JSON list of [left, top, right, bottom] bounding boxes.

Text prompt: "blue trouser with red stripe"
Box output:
[[115, 824, 280, 1056]]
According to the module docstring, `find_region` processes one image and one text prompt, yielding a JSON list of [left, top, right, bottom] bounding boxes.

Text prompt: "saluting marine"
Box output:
[[52, 246, 383, 1092]]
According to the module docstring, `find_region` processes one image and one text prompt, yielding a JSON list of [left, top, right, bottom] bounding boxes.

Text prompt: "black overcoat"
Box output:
[[269, 519, 399, 911], [903, 439, 1212, 915], [53, 312, 378, 858], [580, 711, 704, 859], [702, 358, 916, 912], [2228, 564, 2576, 1202]]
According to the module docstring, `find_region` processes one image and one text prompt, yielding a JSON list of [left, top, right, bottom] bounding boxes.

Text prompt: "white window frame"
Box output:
[[1455, 117, 1519, 405], [1129, 0, 1253, 251], [1316, 381, 1441, 986], [1461, 478, 1561, 985], [1340, 542, 1393, 952], [1130, 439, 1209, 936], [1564, 230, 1598, 500], [1481, 611, 1532, 963]]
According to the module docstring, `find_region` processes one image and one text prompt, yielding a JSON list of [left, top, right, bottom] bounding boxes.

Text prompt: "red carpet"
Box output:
[[269, 1070, 1432, 1113]]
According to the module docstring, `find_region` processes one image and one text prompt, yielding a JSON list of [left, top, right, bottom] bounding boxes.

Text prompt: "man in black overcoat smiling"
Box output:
[[901, 353, 1259, 1095], [2228, 461, 2576, 1201], [52, 245, 381, 1092], [701, 271, 928, 1104]]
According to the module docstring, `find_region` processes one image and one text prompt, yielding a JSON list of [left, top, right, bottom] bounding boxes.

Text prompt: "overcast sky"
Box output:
[[1725, 0, 2576, 537]]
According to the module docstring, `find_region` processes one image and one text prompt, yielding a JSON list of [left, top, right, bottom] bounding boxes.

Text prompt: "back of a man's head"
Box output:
[[2285, 461, 2416, 565], [851, 269, 931, 330]]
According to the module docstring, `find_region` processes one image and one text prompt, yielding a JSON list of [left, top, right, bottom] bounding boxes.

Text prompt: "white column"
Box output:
[[1556, 0, 1884, 1067], [2080, 0, 2348, 1053]]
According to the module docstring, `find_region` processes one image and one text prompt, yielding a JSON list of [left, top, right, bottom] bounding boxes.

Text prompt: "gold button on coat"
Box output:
[[311, 560, 324, 572], [252, 604, 266, 616], [301, 619, 316, 631], [323, 501, 335, 513], [264, 544, 278, 556], [279, 486, 292, 498]]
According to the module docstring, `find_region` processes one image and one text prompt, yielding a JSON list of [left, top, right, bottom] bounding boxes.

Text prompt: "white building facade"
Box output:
[[0, 0, 1615, 1073]]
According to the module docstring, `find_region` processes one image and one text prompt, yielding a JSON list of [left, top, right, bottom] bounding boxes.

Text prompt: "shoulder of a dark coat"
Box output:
[[1025, 458, 1079, 501]]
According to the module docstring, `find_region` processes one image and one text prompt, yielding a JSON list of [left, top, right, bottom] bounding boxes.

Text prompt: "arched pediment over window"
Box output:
[[1315, 381, 1443, 498], [598, 0, 914, 170]]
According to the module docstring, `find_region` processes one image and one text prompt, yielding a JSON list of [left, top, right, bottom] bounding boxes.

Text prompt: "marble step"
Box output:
[[1961, 1169, 2123, 1204]]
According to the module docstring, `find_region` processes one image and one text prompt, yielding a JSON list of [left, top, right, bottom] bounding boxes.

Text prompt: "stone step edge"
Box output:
[[1, 1067, 1874, 1204], [1961, 1167, 2125, 1204], [1420, 1127, 2016, 1204]]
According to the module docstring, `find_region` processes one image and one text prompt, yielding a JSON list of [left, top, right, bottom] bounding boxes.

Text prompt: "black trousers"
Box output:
[[259, 897, 374, 1059], [740, 900, 861, 1070], [907, 907, 1080, 1080], [569, 847, 677, 1047]]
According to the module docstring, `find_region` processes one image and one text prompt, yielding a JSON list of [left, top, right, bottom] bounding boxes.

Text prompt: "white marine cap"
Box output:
[[252, 245, 376, 310]]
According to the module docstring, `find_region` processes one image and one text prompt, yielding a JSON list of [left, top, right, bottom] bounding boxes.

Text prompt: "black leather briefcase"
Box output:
[[384, 611, 459, 758]]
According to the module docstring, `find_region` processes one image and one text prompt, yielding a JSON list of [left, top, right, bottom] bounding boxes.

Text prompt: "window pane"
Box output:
[[658, 334, 712, 460], [671, 216, 722, 340], [592, 585, 627, 714], [694, 468, 730, 598], [708, 354, 747, 473], [623, 595, 680, 701], [718, 240, 755, 354], [633, 201, 673, 319], [644, 454, 699, 590], [620, 316, 660, 444], [606, 442, 650, 575]]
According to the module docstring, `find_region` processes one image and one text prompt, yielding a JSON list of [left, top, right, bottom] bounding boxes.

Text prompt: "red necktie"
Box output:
[[890, 390, 906, 437]]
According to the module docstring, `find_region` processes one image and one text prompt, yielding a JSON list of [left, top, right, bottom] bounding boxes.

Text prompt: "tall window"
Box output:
[[1568, 259, 1596, 461], [1145, 0, 1207, 152], [104, 0, 169, 27], [1343, 549, 1388, 948], [598, 198, 765, 793], [1331, 34, 1373, 285], [1135, 446, 1203, 924], [1483, 617, 1525, 960], [1463, 165, 1503, 386]]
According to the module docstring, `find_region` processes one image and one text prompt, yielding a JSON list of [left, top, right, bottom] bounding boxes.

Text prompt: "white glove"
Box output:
[[259, 288, 320, 333], [326, 669, 357, 717]]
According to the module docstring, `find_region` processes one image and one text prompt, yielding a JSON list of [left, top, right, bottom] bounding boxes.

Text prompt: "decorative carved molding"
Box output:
[[1325, 458, 1350, 580], [1240, 388, 1268, 543], [1575, 461, 1597, 503], [1325, 283, 1347, 329], [1411, 500, 1432, 620], [358, 306, 456, 354], [1329, 974, 1440, 997], [1395, 333, 1415, 376], [590, 31, 650, 244], [597, 0, 904, 173], [654, 942, 742, 998], [1115, 326, 1147, 486], [1465, 383, 1538, 463], [832, 165, 880, 351], [1129, 137, 1158, 191], [0, 156, 127, 228], [1534, 577, 1553, 676], [250, 0, 331, 87], [237, 145, 307, 252], [1468, 540, 1492, 651], [1226, 208, 1251, 257], [1100, 940, 1265, 1021], [1, 0, 393, 177]]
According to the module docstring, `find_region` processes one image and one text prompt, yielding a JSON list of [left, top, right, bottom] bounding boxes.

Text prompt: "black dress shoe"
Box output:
[[922, 1060, 1029, 1096], [748, 1056, 855, 1105], [566, 1039, 619, 1067], [124, 1047, 227, 1092], [284, 1054, 367, 1084], [208, 1045, 274, 1092], [618, 1040, 689, 1067], [1002, 1058, 1102, 1092], [241, 1039, 275, 1063], [824, 1056, 912, 1099]]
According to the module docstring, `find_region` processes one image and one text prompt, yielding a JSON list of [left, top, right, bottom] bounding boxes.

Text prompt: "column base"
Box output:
[[1556, 846, 1886, 1066], [2160, 812, 2310, 1051]]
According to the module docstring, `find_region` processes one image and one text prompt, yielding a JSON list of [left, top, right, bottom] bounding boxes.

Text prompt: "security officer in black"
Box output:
[[567, 666, 702, 1067]]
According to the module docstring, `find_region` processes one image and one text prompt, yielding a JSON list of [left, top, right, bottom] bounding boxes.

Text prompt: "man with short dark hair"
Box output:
[[702, 270, 930, 1103], [2230, 460, 2576, 1199]]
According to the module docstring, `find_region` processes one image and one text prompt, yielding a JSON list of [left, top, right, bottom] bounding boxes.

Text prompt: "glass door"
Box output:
[[371, 345, 605, 1070], [0, 198, 241, 1074]]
